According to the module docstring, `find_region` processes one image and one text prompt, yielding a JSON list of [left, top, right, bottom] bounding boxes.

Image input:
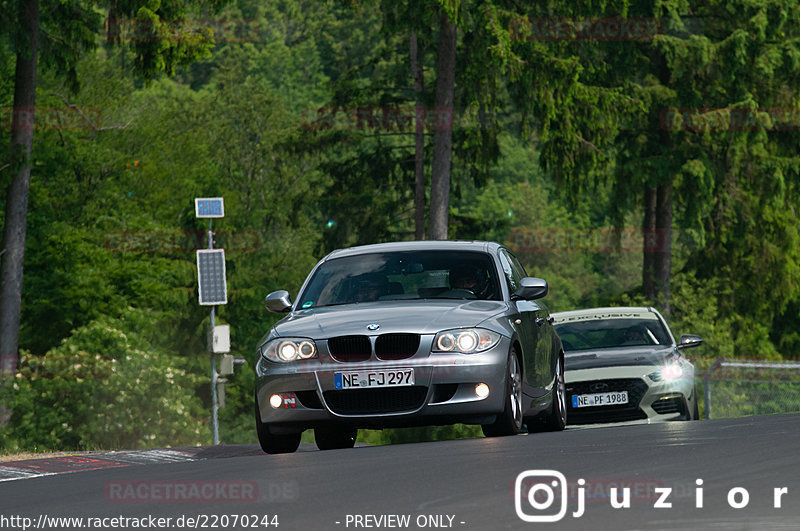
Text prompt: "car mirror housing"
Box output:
[[265, 290, 293, 313], [512, 277, 549, 301], [678, 334, 703, 349]]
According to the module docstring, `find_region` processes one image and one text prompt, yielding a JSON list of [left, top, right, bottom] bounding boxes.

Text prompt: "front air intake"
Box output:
[[375, 333, 420, 360], [327, 335, 371, 362], [323, 387, 428, 415]]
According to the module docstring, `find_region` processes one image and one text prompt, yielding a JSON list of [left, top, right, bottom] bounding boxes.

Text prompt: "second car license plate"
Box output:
[[334, 369, 414, 389], [572, 391, 629, 408]]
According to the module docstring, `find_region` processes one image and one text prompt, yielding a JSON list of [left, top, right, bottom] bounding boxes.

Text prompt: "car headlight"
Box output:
[[260, 338, 317, 362], [433, 329, 500, 354], [659, 362, 683, 380]]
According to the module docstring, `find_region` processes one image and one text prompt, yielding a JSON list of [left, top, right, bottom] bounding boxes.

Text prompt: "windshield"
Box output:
[[296, 250, 502, 309], [554, 318, 671, 351]]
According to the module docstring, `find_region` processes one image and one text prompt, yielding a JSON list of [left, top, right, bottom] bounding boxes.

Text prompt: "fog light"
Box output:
[[475, 383, 490, 399], [269, 394, 283, 409]]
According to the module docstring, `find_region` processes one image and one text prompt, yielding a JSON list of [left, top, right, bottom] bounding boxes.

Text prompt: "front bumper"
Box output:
[[255, 336, 510, 431], [565, 365, 696, 425]]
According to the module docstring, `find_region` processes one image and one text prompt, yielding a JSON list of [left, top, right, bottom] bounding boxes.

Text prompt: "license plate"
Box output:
[[572, 391, 629, 408], [334, 369, 414, 389]]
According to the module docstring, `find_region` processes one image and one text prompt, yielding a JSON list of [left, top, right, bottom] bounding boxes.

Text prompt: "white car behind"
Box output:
[[552, 307, 702, 424]]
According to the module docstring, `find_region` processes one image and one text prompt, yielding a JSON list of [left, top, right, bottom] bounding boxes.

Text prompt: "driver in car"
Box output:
[[450, 266, 479, 291], [353, 275, 387, 302], [620, 327, 648, 346]]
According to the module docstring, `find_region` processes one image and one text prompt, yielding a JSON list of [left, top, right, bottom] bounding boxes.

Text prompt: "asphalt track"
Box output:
[[0, 414, 799, 530]]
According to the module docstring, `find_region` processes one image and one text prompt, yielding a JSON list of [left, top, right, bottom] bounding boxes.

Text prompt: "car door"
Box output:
[[498, 249, 542, 395], [507, 250, 555, 394]]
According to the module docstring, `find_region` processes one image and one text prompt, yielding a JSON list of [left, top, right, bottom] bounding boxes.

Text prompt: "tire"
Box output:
[[314, 425, 358, 450], [527, 353, 567, 432], [482, 348, 524, 437], [255, 397, 301, 454], [693, 397, 700, 421]]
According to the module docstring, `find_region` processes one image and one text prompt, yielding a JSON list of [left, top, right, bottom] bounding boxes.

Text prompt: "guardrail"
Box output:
[[702, 359, 800, 419]]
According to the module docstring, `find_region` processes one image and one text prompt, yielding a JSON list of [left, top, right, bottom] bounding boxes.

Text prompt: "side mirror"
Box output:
[[264, 290, 293, 313], [512, 277, 549, 301], [678, 334, 703, 349]]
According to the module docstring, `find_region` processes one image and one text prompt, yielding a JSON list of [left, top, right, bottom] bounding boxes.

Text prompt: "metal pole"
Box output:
[[703, 358, 723, 421], [209, 219, 219, 445]]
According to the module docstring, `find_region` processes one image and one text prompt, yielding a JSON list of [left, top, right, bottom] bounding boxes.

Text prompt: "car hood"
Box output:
[[564, 345, 677, 370], [272, 300, 508, 338]]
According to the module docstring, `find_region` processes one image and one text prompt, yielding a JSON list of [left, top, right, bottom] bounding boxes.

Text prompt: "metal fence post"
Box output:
[[703, 358, 724, 420]]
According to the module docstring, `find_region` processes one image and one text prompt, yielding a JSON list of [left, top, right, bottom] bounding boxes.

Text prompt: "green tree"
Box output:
[[0, 0, 225, 375], [508, 2, 800, 333], [1, 0, 44, 375]]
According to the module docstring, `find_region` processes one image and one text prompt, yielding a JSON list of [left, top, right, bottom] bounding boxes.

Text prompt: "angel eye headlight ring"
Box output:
[[261, 338, 318, 362], [433, 329, 500, 354]]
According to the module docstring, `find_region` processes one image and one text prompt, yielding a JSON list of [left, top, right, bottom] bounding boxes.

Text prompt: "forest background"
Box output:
[[1, 0, 798, 450]]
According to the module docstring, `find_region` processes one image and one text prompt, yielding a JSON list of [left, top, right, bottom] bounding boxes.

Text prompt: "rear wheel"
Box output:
[[255, 398, 301, 454], [482, 349, 524, 437], [314, 425, 358, 450], [527, 353, 567, 432]]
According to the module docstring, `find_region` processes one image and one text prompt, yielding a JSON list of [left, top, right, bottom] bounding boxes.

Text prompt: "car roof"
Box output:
[[322, 240, 502, 261], [551, 306, 661, 324]]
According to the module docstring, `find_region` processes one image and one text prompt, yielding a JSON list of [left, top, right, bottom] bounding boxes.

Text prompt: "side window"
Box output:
[[497, 250, 521, 293], [507, 251, 528, 279]]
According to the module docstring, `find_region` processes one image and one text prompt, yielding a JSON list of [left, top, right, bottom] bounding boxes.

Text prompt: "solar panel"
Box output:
[[195, 197, 225, 218], [197, 249, 228, 305]]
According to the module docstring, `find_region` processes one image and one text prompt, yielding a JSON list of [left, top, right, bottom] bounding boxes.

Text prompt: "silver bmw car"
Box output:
[[552, 307, 702, 425], [255, 241, 566, 453]]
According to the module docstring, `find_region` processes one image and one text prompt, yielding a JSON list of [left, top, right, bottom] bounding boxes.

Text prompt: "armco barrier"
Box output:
[[702, 359, 800, 419]]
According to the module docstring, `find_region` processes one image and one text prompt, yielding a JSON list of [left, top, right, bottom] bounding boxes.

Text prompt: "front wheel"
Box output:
[[482, 349, 524, 437], [255, 398, 301, 454], [314, 425, 358, 450], [527, 353, 567, 432]]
